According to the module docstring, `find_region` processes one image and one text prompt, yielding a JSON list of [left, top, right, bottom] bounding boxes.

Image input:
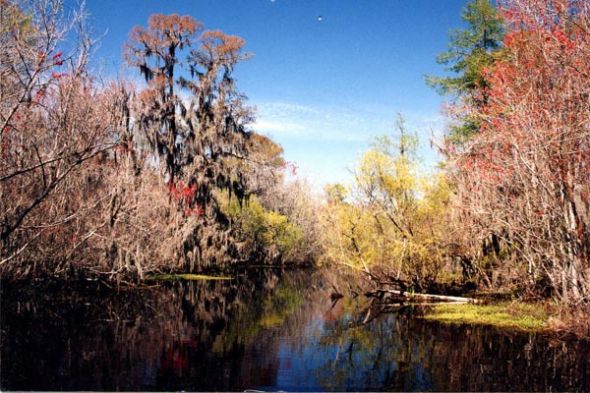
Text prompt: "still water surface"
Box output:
[[1, 269, 589, 391]]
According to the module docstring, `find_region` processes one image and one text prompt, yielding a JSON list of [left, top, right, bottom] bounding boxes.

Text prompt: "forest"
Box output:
[[1, 0, 589, 349]]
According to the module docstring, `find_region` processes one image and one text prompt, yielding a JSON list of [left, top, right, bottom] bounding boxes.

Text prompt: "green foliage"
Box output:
[[371, 115, 419, 159], [427, 0, 504, 143], [221, 194, 306, 264], [265, 210, 305, 258], [427, 0, 504, 95], [324, 183, 348, 204]]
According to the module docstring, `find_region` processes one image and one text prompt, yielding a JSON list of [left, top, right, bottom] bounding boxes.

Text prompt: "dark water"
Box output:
[[1, 269, 589, 391]]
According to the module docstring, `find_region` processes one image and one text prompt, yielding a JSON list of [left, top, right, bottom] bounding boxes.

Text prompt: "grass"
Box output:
[[146, 273, 233, 281], [422, 302, 549, 332]]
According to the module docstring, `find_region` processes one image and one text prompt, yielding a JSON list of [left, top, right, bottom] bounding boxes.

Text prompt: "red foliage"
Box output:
[[451, 1, 590, 302], [459, 0, 590, 189], [51, 51, 63, 66], [167, 180, 204, 216]]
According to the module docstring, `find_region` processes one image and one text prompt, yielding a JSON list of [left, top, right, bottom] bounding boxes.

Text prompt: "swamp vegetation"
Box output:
[[1, 0, 590, 390]]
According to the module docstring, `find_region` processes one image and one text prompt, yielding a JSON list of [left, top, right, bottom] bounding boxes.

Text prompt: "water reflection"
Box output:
[[1, 269, 589, 391]]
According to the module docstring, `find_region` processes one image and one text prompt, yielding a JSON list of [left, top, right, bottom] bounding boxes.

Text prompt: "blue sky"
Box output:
[[81, 0, 468, 189]]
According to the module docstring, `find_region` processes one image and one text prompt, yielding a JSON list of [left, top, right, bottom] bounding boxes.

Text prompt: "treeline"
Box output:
[[0, 0, 321, 281], [321, 0, 590, 312], [2, 0, 589, 315]]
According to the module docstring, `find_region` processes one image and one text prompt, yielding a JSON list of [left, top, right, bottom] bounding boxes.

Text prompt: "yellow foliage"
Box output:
[[321, 118, 452, 287], [220, 193, 305, 263]]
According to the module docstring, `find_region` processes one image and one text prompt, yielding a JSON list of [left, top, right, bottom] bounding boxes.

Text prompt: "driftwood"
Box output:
[[359, 270, 479, 303], [367, 288, 479, 304]]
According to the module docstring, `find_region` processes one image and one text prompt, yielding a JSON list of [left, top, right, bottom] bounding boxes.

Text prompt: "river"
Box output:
[[1, 269, 588, 391]]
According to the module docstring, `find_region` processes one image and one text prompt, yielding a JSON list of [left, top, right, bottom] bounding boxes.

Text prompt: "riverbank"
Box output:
[[422, 301, 590, 337], [4, 269, 588, 338], [422, 302, 548, 332]]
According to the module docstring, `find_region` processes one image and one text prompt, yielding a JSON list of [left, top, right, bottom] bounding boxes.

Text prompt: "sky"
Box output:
[[77, 0, 468, 189]]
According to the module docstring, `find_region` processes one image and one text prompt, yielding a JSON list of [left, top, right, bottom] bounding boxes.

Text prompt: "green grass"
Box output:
[[422, 302, 549, 332], [146, 273, 233, 281]]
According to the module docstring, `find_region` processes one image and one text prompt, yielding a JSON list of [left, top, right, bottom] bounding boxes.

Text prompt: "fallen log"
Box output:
[[368, 288, 479, 304]]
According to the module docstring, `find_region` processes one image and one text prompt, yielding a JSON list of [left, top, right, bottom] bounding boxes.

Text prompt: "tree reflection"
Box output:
[[1, 271, 589, 391], [313, 300, 590, 391], [0, 269, 309, 391]]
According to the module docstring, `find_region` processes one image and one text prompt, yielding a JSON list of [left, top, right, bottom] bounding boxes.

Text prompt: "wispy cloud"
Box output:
[[252, 102, 380, 142], [254, 119, 306, 135], [249, 100, 448, 189], [252, 101, 447, 146]]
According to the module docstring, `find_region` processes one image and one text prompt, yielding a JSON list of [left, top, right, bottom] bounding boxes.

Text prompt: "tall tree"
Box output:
[[126, 14, 255, 270], [427, 0, 504, 143], [126, 14, 201, 181]]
